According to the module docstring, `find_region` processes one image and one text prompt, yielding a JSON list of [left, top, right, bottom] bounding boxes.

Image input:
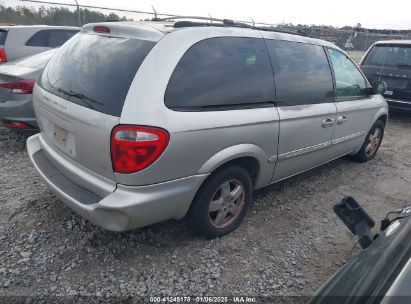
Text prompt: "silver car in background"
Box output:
[[27, 21, 388, 238], [0, 25, 78, 63], [0, 49, 56, 130]]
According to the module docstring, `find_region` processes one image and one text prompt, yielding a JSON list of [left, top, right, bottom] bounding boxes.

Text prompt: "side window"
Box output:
[[165, 37, 275, 110], [26, 30, 50, 47], [48, 30, 78, 47], [328, 49, 367, 100], [0, 30, 8, 45], [266, 40, 334, 106]]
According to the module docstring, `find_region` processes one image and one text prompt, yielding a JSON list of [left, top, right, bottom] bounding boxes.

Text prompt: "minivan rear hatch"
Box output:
[[361, 43, 411, 101], [35, 24, 160, 182]]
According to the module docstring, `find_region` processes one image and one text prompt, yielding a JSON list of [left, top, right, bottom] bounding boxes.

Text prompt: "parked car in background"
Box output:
[[27, 21, 388, 238], [311, 199, 411, 304], [0, 25, 78, 63], [360, 41, 411, 112], [0, 49, 57, 130]]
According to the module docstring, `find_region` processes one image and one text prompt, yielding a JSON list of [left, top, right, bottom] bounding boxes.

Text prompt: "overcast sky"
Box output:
[[19, 0, 411, 29]]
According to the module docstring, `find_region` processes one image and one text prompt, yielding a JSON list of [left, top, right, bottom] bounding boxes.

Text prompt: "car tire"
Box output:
[[188, 166, 253, 238], [352, 120, 385, 163]]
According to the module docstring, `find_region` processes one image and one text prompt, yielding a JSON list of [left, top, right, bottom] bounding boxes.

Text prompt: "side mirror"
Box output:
[[372, 80, 387, 95]]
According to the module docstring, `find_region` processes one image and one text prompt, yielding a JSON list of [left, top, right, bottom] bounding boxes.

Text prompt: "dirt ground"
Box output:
[[0, 112, 411, 303]]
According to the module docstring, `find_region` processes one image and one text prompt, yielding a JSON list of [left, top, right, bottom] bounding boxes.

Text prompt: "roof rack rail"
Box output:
[[156, 16, 224, 23], [171, 19, 308, 37]]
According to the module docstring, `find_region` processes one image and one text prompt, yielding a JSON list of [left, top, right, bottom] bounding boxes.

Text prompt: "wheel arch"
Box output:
[[377, 113, 388, 125], [371, 107, 389, 128], [197, 144, 274, 189]]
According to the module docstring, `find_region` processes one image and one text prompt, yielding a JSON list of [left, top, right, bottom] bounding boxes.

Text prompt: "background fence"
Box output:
[[1, 0, 411, 62]]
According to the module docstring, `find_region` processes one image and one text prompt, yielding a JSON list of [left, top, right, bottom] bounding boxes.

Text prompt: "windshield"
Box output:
[[38, 33, 155, 117], [364, 44, 411, 67], [11, 49, 56, 69]]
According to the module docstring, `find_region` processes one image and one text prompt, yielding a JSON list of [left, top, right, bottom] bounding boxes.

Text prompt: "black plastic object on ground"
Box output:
[[334, 196, 375, 249]]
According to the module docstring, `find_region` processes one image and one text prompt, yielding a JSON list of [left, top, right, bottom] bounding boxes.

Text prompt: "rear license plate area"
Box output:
[[53, 125, 68, 147], [38, 106, 76, 157]]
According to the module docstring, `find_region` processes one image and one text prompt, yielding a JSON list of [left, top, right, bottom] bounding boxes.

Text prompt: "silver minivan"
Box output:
[[27, 21, 388, 237]]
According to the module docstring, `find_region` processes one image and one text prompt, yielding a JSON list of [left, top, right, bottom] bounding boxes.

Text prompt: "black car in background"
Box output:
[[360, 41, 411, 112], [311, 198, 411, 304]]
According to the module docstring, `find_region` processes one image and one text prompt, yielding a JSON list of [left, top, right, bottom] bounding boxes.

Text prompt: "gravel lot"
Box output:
[[1, 113, 411, 303]]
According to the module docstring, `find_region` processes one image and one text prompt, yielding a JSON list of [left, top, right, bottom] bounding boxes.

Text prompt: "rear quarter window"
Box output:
[[0, 30, 8, 45], [165, 37, 275, 110], [38, 33, 155, 116], [26, 30, 49, 47]]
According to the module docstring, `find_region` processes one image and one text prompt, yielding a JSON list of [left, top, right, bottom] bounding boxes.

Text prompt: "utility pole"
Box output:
[[74, 0, 81, 26]]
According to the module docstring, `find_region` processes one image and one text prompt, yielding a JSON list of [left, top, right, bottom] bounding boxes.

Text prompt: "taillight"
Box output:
[[111, 125, 169, 174], [0, 79, 35, 94], [0, 121, 31, 129], [0, 48, 7, 62]]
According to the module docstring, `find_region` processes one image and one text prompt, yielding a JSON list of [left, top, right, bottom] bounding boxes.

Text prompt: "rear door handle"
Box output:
[[322, 118, 335, 128], [336, 115, 348, 124]]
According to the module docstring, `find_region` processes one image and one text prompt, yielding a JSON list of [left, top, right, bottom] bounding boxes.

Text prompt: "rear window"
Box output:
[[364, 44, 411, 67], [165, 37, 275, 110], [0, 30, 8, 45], [38, 33, 155, 116]]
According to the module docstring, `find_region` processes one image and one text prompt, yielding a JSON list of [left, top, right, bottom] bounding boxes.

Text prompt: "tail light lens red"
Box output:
[[0, 121, 31, 129], [111, 125, 169, 174], [0, 79, 36, 94], [0, 48, 7, 62]]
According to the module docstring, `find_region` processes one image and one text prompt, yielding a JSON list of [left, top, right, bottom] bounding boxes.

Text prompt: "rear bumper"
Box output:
[[27, 133, 208, 231], [386, 98, 411, 111], [0, 97, 38, 128]]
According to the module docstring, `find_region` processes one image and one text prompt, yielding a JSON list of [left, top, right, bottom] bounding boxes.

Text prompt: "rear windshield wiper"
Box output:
[[57, 88, 103, 107]]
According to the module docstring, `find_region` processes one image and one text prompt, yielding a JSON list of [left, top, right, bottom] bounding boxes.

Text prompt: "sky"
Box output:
[[13, 0, 411, 29]]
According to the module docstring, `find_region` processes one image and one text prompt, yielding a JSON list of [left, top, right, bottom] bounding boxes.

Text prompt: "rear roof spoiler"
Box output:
[[82, 22, 164, 42]]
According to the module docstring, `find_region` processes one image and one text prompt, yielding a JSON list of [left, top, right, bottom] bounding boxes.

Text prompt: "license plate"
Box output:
[[53, 125, 68, 147], [384, 90, 394, 96]]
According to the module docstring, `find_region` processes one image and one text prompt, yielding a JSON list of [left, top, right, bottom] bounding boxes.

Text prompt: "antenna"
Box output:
[[208, 13, 213, 23], [251, 17, 255, 27], [151, 5, 158, 20]]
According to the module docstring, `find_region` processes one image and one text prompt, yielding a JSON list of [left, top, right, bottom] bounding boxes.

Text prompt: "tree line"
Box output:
[[0, 5, 131, 26]]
